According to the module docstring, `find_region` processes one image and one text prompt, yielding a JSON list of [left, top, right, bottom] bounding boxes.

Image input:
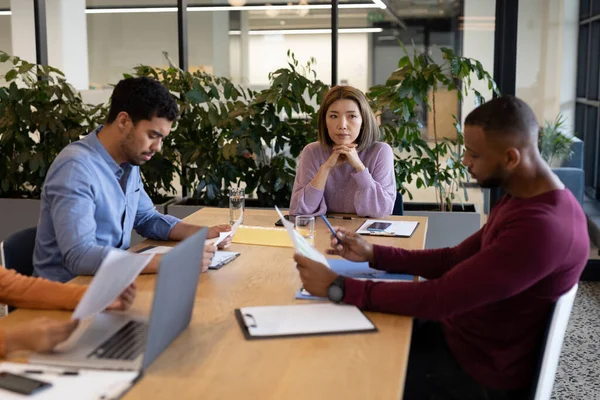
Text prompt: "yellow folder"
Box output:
[[232, 226, 294, 247]]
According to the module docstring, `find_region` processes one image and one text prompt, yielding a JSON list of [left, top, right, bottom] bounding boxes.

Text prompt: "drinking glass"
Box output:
[[229, 187, 245, 225], [295, 216, 315, 239]]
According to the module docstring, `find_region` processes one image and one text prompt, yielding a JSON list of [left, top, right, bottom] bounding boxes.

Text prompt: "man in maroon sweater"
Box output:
[[294, 96, 589, 400]]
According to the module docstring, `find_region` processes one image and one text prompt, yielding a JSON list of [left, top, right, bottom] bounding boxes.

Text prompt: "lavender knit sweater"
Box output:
[[289, 142, 397, 217]]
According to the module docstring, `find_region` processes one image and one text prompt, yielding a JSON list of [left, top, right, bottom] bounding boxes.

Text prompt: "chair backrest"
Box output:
[[392, 193, 404, 216], [0, 227, 38, 277], [531, 284, 578, 400]]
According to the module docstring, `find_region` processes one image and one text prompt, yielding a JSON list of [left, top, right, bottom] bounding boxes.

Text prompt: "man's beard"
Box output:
[[476, 165, 506, 188]]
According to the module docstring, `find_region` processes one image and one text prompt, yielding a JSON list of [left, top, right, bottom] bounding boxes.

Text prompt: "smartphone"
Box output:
[[0, 372, 52, 395], [275, 215, 310, 227], [366, 222, 392, 232]]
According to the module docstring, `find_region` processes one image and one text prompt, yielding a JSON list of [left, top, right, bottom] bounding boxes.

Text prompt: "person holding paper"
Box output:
[[33, 77, 232, 283], [289, 85, 396, 218], [293, 97, 588, 399], [0, 266, 135, 356]]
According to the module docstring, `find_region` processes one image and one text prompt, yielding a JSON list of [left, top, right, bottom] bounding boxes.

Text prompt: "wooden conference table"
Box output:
[[0, 208, 427, 399]]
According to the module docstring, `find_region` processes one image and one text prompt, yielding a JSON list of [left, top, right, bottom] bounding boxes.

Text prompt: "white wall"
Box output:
[[0, 15, 11, 84], [87, 12, 231, 88], [461, 0, 496, 121], [515, 0, 578, 131], [87, 13, 180, 87], [246, 33, 369, 92]]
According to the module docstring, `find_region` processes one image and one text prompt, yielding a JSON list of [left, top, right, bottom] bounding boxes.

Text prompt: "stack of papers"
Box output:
[[296, 258, 414, 300], [0, 362, 138, 400], [139, 246, 240, 270]]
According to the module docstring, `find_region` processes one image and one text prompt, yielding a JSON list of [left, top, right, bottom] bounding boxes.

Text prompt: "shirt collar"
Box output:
[[86, 125, 127, 179]]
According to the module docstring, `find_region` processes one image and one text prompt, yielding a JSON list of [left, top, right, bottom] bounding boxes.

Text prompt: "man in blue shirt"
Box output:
[[34, 77, 231, 282]]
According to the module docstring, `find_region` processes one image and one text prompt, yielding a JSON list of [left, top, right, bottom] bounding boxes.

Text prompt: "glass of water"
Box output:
[[295, 216, 315, 239], [229, 187, 245, 225]]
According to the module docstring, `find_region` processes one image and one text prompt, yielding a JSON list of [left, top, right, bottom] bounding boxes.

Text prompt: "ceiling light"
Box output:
[[0, 10, 12, 16], [229, 27, 383, 35], [228, 0, 247, 6], [84, 3, 381, 14]]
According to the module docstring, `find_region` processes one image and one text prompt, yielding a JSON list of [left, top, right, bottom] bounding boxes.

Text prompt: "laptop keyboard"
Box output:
[[87, 320, 147, 361]]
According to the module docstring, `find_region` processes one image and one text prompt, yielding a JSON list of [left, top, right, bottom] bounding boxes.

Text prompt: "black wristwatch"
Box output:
[[327, 276, 346, 303]]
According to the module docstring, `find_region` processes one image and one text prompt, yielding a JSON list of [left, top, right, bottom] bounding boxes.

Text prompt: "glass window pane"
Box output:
[[585, 105, 598, 188], [581, 0, 591, 20], [589, 21, 600, 100], [592, 0, 600, 16], [0, 0, 12, 83], [577, 24, 589, 98], [576, 102, 586, 139]]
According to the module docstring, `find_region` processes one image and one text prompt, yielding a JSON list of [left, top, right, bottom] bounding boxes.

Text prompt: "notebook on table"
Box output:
[[138, 246, 240, 270], [355, 219, 419, 238], [295, 258, 414, 300]]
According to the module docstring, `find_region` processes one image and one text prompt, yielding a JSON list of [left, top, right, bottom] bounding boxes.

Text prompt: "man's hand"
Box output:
[[4, 318, 79, 354], [202, 241, 218, 273], [294, 253, 339, 297], [207, 224, 233, 249], [326, 227, 375, 263], [106, 283, 136, 311]]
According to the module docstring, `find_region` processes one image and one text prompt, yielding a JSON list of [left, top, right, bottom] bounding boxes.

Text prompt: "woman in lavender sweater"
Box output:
[[289, 86, 396, 218]]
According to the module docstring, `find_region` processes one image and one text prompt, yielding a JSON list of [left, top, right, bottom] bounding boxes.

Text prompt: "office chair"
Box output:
[[392, 193, 404, 216], [0, 226, 38, 277], [530, 284, 578, 400]]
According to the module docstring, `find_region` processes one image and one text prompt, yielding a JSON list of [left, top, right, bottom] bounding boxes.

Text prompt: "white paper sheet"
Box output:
[[72, 249, 153, 321], [209, 251, 240, 268], [214, 210, 243, 246], [139, 247, 239, 269], [240, 303, 375, 336], [0, 362, 138, 400], [355, 219, 419, 237], [274, 206, 329, 267], [138, 246, 172, 255]]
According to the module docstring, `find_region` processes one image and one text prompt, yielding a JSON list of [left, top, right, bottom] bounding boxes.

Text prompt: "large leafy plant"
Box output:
[[0, 51, 103, 198], [538, 114, 574, 166], [228, 51, 329, 207], [128, 56, 254, 205], [369, 44, 499, 211]]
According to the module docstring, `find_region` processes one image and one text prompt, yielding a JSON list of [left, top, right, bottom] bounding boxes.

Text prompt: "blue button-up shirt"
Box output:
[[33, 126, 180, 282]]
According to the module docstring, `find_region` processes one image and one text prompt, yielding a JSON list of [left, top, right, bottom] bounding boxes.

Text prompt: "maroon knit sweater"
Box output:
[[343, 190, 589, 389]]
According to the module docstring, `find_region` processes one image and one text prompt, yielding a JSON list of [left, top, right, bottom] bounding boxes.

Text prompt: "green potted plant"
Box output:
[[538, 114, 583, 205], [227, 51, 329, 207], [368, 44, 499, 248], [127, 56, 255, 218], [0, 51, 103, 242], [538, 115, 574, 166]]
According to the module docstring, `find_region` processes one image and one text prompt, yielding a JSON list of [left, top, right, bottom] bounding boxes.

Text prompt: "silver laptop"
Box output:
[[30, 228, 207, 371]]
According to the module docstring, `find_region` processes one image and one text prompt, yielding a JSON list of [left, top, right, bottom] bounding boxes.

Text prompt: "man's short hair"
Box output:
[[464, 95, 539, 141], [107, 77, 179, 125]]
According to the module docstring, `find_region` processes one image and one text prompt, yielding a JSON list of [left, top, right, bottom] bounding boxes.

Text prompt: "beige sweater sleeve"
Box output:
[[0, 268, 87, 357]]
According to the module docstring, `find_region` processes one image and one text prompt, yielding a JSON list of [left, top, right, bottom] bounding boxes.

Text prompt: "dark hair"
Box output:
[[107, 77, 179, 125], [317, 85, 380, 152], [464, 95, 539, 140]]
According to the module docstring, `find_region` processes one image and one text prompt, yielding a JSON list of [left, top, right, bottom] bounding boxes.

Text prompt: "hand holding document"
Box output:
[[55, 249, 152, 352], [214, 210, 243, 246], [274, 206, 329, 267]]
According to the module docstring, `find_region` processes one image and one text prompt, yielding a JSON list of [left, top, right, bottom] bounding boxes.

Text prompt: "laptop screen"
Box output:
[[141, 228, 207, 371]]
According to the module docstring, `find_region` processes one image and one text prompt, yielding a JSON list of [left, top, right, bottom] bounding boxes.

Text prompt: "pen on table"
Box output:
[[326, 215, 356, 220], [24, 369, 79, 376], [320, 215, 342, 245]]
